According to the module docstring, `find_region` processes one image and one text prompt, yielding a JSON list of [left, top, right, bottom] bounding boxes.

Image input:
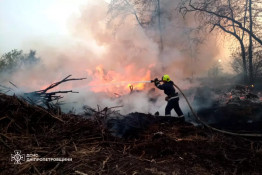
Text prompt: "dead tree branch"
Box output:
[[24, 75, 86, 109]]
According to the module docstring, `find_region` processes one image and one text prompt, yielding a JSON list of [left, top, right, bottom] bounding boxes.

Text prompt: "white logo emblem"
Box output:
[[11, 150, 25, 164]]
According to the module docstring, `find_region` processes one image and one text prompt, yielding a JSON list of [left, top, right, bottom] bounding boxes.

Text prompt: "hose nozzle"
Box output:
[[151, 78, 162, 83]]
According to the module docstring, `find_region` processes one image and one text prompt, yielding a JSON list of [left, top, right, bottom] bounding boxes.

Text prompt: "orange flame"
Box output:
[[87, 64, 151, 95]]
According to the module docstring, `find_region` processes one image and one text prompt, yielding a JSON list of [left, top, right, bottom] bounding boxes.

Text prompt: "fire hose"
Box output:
[[152, 79, 262, 137]]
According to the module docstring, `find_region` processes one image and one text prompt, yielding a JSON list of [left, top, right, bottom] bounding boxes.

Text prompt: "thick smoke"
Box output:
[[0, 0, 226, 116]]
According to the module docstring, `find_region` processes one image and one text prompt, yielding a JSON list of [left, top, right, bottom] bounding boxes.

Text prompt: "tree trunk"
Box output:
[[216, 23, 248, 83], [240, 41, 248, 83], [157, 0, 163, 52], [248, 0, 254, 84]]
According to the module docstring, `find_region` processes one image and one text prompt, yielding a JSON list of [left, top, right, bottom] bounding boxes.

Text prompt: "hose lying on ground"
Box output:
[[173, 83, 262, 137]]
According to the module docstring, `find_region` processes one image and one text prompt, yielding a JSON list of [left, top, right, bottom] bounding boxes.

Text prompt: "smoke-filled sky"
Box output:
[[0, 0, 96, 54], [0, 0, 231, 59], [0, 0, 235, 114]]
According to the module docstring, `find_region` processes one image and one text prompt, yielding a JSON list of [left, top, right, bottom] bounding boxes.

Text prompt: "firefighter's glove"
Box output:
[[154, 78, 160, 86]]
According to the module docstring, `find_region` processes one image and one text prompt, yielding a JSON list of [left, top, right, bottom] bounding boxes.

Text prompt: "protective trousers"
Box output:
[[165, 97, 184, 117]]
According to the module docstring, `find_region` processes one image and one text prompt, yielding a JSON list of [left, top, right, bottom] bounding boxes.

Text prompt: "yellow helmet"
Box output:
[[162, 74, 171, 82]]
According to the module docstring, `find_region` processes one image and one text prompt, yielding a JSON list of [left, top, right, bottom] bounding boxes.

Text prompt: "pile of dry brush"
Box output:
[[1, 93, 262, 175]]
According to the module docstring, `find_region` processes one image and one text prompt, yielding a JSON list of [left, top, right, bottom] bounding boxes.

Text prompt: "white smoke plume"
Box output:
[[0, 0, 227, 115]]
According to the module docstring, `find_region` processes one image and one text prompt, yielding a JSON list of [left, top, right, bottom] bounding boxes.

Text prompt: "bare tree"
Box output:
[[180, 0, 262, 44], [231, 46, 262, 81], [248, 0, 253, 83], [179, 0, 262, 83], [180, 0, 248, 81], [108, 0, 164, 50]]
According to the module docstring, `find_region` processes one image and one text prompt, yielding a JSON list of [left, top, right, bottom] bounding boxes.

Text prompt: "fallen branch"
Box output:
[[24, 75, 86, 109], [75, 170, 88, 175], [36, 75, 86, 94]]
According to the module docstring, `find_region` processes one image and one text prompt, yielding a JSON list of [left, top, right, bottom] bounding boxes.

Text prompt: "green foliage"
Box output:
[[0, 49, 40, 73]]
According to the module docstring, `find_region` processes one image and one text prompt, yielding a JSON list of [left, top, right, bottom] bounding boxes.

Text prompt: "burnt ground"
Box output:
[[1, 93, 262, 175]]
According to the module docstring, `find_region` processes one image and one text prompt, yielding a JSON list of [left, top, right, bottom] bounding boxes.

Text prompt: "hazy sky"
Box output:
[[0, 0, 95, 54], [0, 0, 232, 71]]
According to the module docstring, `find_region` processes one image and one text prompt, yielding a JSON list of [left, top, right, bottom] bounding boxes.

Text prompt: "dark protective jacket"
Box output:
[[155, 81, 178, 97]]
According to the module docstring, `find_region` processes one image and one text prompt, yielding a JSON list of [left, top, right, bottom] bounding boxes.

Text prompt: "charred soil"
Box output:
[[0, 93, 262, 175]]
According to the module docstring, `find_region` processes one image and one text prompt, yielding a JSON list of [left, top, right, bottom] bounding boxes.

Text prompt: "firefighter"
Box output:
[[154, 74, 184, 119]]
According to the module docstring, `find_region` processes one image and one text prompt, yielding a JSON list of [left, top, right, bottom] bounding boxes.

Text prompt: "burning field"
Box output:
[[1, 93, 262, 175], [1, 0, 262, 174], [1, 75, 262, 174], [193, 84, 262, 133]]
